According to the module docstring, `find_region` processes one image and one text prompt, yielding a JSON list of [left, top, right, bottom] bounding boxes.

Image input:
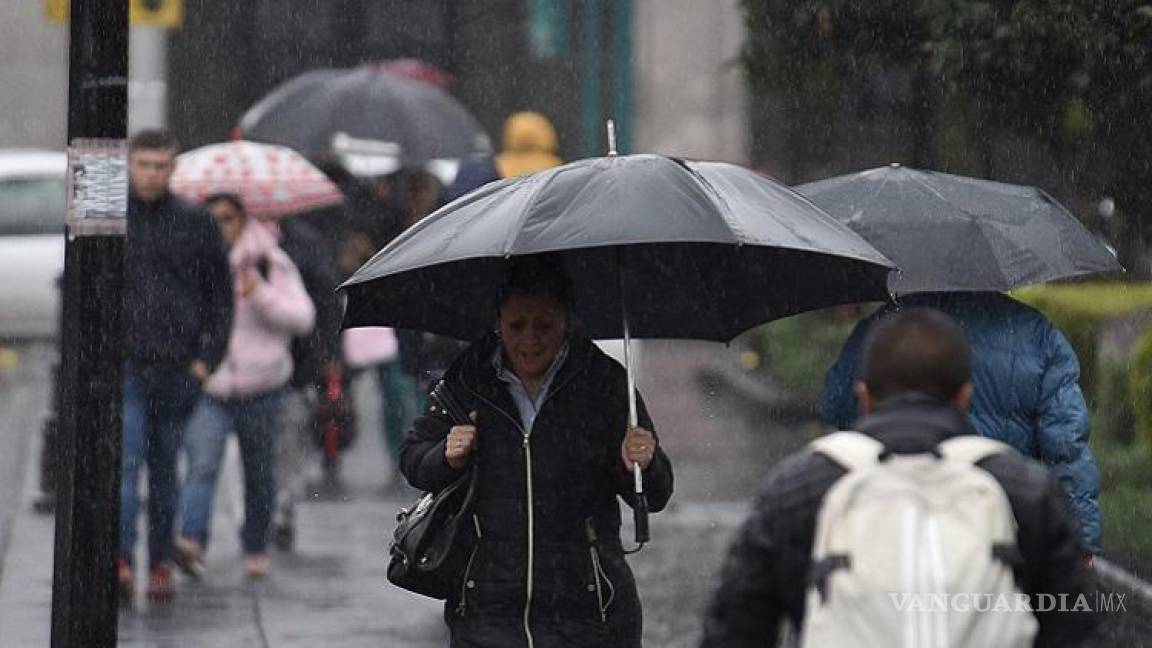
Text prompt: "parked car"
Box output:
[[0, 150, 67, 339]]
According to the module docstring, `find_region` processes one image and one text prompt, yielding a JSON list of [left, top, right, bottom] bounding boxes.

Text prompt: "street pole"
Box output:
[[581, 0, 602, 157], [610, 0, 632, 156], [51, 1, 128, 646]]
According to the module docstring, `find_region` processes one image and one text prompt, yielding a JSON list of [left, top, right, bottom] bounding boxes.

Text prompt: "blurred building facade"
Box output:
[[0, 2, 749, 165], [167, 0, 748, 164], [171, 1, 589, 159], [0, 4, 68, 149], [633, 0, 748, 163]]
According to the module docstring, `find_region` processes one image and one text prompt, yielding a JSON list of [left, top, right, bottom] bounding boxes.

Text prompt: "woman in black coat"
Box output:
[[400, 258, 674, 647]]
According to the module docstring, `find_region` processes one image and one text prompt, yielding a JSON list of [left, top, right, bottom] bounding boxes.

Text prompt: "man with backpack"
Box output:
[[821, 292, 1101, 557], [700, 309, 1099, 647]]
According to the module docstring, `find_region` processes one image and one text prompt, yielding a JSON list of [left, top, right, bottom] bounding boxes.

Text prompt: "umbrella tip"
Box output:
[[889, 162, 902, 169], [606, 119, 618, 156]]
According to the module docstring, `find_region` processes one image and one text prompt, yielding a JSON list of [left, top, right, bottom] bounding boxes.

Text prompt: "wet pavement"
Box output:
[[1, 339, 1150, 646], [0, 340, 789, 646], [0, 342, 54, 648]]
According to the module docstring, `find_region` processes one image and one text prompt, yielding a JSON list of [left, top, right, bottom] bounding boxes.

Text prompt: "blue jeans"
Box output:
[[179, 389, 284, 554], [120, 361, 202, 568]]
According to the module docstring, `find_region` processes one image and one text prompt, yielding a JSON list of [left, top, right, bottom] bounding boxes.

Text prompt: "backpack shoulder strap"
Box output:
[[809, 431, 884, 472], [938, 435, 1012, 466]]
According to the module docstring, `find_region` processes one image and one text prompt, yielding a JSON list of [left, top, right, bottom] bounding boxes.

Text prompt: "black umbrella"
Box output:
[[341, 152, 894, 543], [794, 164, 1121, 294], [342, 155, 893, 339], [237, 65, 491, 179]]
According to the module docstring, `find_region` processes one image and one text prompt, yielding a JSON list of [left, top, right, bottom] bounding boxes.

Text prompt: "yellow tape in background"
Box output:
[[44, 0, 68, 21], [46, 0, 184, 29]]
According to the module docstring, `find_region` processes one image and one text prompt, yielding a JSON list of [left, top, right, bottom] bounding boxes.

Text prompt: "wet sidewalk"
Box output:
[[0, 360, 447, 647], [0, 341, 770, 646], [4, 340, 1149, 645]]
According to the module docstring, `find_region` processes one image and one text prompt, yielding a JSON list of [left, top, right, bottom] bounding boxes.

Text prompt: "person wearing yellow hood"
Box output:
[[443, 111, 562, 203], [494, 111, 563, 177]]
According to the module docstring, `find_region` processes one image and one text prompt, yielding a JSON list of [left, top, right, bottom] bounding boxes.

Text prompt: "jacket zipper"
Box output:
[[589, 546, 606, 622], [460, 358, 582, 648], [522, 433, 535, 648], [585, 520, 615, 624], [463, 386, 536, 647], [455, 514, 483, 617]]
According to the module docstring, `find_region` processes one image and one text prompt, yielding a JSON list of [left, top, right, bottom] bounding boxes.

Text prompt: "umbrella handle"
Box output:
[[632, 463, 650, 544], [623, 297, 641, 500]]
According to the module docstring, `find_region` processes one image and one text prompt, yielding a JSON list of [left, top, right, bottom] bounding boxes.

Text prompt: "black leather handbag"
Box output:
[[386, 381, 479, 600]]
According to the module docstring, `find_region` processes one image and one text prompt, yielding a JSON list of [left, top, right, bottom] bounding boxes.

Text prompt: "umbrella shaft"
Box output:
[[624, 315, 637, 428], [618, 250, 642, 497], [619, 248, 638, 428], [624, 307, 643, 495]]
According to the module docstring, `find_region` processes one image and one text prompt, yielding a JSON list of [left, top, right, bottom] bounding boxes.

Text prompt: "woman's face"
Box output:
[[209, 199, 246, 247], [498, 294, 570, 384]]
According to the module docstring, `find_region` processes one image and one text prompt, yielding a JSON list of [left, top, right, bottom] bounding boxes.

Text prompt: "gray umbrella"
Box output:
[[237, 66, 491, 176], [794, 164, 1121, 294], [341, 152, 893, 543]]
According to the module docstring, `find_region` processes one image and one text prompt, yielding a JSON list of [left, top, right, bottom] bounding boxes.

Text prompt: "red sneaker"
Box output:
[[116, 557, 134, 605], [146, 563, 175, 602]]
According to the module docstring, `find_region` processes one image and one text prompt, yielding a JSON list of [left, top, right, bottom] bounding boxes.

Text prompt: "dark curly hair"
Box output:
[[497, 253, 575, 313]]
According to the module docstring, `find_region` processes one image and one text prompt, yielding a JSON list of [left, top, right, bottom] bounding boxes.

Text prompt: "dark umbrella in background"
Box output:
[[794, 163, 1122, 294], [375, 58, 455, 90], [235, 64, 491, 184], [341, 138, 895, 545]]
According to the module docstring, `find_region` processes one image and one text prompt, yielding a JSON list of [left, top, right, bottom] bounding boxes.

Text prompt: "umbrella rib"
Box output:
[[503, 164, 571, 255], [871, 171, 897, 202], [905, 170, 1002, 223], [906, 171, 953, 204], [676, 160, 744, 241], [834, 169, 898, 227]]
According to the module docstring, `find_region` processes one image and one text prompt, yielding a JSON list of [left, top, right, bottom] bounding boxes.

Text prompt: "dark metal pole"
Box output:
[[51, 1, 128, 646], [610, 0, 633, 156], [580, 0, 603, 157]]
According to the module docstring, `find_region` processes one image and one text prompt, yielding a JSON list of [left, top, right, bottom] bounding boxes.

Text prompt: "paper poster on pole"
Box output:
[[67, 139, 129, 237]]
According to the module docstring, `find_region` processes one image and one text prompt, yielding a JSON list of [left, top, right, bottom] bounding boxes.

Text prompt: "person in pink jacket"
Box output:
[[174, 193, 315, 578]]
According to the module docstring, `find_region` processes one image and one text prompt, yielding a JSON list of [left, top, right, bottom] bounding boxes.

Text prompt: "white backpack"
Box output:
[[799, 431, 1038, 648]]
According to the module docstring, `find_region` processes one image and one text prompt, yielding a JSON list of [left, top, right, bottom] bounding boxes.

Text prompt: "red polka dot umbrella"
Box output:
[[171, 141, 343, 218]]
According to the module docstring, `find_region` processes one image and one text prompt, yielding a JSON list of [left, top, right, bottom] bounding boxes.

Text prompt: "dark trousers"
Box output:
[[120, 361, 201, 568]]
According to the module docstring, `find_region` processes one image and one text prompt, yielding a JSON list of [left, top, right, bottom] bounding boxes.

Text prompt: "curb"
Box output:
[[694, 365, 818, 423], [1096, 557, 1152, 608]]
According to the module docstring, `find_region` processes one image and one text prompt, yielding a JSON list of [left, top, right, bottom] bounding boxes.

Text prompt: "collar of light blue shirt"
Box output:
[[492, 340, 571, 431]]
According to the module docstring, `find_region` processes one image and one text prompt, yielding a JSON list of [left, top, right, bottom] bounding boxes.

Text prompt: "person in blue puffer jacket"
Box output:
[[820, 291, 1101, 555]]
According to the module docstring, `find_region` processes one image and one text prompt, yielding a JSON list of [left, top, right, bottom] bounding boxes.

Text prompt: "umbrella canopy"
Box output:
[[236, 65, 491, 179], [341, 154, 894, 342], [375, 59, 454, 90], [171, 141, 343, 218], [794, 164, 1121, 294]]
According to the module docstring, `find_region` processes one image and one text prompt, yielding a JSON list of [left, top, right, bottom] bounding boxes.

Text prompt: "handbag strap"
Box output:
[[430, 380, 480, 489], [430, 380, 471, 426]]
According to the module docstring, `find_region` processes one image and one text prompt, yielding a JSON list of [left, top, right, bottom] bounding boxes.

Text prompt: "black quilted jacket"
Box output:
[[401, 333, 674, 648]]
